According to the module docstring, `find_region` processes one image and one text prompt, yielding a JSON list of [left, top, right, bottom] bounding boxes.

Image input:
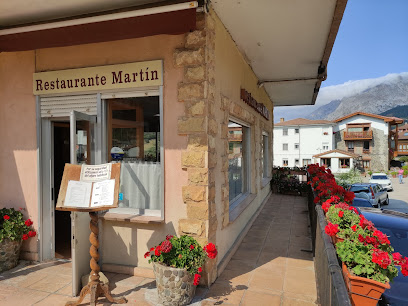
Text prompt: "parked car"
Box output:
[[352, 197, 373, 208], [357, 208, 408, 305], [348, 183, 389, 208], [390, 160, 404, 168], [369, 173, 393, 191]]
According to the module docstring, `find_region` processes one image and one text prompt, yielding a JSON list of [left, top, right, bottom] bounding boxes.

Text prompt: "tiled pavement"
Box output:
[[0, 194, 317, 305]]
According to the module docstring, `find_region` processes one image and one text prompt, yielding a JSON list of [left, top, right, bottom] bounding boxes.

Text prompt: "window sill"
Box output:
[[100, 212, 164, 224], [261, 177, 271, 189], [229, 193, 257, 223]]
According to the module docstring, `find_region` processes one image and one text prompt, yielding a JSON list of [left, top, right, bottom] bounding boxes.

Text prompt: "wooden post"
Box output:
[[66, 212, 126, 306]]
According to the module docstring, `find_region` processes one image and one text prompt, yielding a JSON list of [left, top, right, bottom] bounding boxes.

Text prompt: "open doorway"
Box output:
[[53, 122, 71, 259]]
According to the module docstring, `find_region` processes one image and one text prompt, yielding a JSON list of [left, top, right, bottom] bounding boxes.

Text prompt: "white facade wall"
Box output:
[[334, 115, 389, 135], [273, 124, 335, 167]]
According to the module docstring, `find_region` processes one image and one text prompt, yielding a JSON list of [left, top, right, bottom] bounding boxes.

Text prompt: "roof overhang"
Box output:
[[0, 0, 347, 107], [211, 0, 348, 106]]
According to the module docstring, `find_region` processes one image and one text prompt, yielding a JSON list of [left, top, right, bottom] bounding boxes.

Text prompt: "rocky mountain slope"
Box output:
[[305, 74, 408, 120]]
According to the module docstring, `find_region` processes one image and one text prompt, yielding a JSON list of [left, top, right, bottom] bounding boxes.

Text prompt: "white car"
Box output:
[[369, 173, 393, 191]]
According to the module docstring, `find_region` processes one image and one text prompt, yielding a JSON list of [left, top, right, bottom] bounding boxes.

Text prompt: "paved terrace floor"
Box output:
[[0, 194, 317, 305]]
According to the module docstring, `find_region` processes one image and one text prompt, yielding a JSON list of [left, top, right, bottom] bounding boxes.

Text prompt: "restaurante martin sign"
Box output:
[[33, 60, 163, 95]]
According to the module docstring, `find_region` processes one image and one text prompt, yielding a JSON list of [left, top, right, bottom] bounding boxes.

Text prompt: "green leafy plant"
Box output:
[[145, 235, 217, 286], [325, 203, 360, 239], [0, 208, 36, 243], [391, 171, 397, 177], [335, 168, 362, 188]]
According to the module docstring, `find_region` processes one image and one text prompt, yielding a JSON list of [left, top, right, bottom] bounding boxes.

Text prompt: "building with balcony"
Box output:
[[333, 112, 403, 171], [395, 123, 408, 156]]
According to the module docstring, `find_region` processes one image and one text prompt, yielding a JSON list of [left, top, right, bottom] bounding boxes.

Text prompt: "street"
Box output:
[[384, 177, 408, 213]]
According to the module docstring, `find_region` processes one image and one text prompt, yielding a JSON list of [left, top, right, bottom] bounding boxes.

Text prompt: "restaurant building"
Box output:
[[0, 0, 346, 295]]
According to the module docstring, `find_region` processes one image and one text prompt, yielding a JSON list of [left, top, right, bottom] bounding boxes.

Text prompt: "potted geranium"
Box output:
[[145, 235, 217, 306], [324, 202, 360, 243], [0, 207, 36, 272]]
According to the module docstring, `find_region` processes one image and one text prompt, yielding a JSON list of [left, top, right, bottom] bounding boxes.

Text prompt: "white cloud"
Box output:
[[274, 72, 408, 122]]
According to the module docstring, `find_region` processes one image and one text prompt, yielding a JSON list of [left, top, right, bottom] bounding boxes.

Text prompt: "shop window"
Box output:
[[283, 128, 288, 136], [321, 158, 331, 168], [303, 159, 311, 166], [339, 158, 350, 168], [295, 128, 299, 134], [283, 159, 289, 166], [261, 133, 269, 178], [294, 143, 300, 149], [228, 121, 250, 206], [283, 143, 288, 151], [107, 96, 162, 212]]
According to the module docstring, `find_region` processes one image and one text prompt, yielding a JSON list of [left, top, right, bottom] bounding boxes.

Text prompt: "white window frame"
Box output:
[[283, 128, 288, 136], [295, 128, 299, 134], [103, 87, 164, 218], [228, 117, 251, 211], [283, 159, 289, 166], [294, 143, 300, 150], [283, 143, 288, 151], [322, 142, 329, 150]]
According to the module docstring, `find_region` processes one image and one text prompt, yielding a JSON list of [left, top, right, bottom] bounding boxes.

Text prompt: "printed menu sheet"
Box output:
[[64, 179, 115, 208]]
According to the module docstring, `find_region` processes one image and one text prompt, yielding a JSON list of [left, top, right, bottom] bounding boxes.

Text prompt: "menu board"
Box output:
[[56, 163, 120, 212]]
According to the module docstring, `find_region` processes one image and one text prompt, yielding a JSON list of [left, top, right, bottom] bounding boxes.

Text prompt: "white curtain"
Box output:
[[119, 162, 161, 210]]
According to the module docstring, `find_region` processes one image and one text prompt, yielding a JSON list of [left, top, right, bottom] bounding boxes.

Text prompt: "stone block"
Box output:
[[178, 83, 205, 101], [208, 119, 218, 136], [208, 135, 216, 150], [179, 219, 205, 236], [188, 100, 206, 116], [186, 201, 209, 220], [182, 186, 206, 202], [174, 48, 204, 67], [185, 30, 206, 49], [188, 168, 208, 185], [178, 117, 206, 134], [187, 135, 208, 151], [182, 151, 206, 168], [208, 152, 217, 168], [208, 186, 216, 201], [185, 66, 206, 82]]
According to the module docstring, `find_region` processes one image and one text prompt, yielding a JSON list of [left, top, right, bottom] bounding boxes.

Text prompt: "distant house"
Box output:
[[333, 112, 403, 171], [273, 118, 336, 167], [395, 123, 408, 156], [313, 149, 358, 173]]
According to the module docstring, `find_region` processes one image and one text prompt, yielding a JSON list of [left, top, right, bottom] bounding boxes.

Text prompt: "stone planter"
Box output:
[[0, 239, 22, 272], [152, 262, 196, 306], [342, 262, 389, 306]]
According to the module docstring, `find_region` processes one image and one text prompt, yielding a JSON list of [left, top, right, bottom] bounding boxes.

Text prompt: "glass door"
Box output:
[[70, 111, 96, 296]]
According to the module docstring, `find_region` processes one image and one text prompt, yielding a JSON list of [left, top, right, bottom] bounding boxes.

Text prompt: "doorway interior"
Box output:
[[53, 122, 71, 259]]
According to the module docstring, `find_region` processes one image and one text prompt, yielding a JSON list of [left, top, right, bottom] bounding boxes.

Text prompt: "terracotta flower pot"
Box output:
[[342, 262, 390, 306], [0, 239, 22, 272], [152, 262, 196, 306], [331, 235, 345, 245]]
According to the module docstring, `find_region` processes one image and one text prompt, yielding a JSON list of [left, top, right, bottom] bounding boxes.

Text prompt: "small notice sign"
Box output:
[[90, 179, 115, 207], [65, 181, 93, 208], [80, 164, 112, 182]]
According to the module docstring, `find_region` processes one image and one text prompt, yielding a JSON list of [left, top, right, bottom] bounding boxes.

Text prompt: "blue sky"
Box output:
[[324, 0, 408, 87]]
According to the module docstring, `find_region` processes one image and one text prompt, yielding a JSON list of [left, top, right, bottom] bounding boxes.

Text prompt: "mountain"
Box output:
[[380, 105, 408, 120], [303, 73, 408, 120], [307, 99, 341, 120]]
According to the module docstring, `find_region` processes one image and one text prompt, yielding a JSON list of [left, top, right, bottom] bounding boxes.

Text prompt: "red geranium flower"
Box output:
[[155, 245, 162, 256], [338, 211, 344, 218], [144, 251, 150, 258], [161, 240, 172, 253], [22, 234, 29, 240], [203, 243, 218, 259], [198, 267, 202, 273], [190, 245, 194, 250], [28, 231, 36, 237], [3, 215, 10, 220], [193, 273, 201, 286], [351, 225, 357, 232], [25, 219, 33, 226], [324, 222, 339, 237], [166, 234, 173, 241]]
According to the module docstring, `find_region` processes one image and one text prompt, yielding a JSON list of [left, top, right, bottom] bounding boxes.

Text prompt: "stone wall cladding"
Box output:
[[174, 12, 217, 284], [335, 128, 388, 171]]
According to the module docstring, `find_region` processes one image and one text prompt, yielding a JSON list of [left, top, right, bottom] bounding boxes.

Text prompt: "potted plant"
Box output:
[[145, 235, 217, 305], [391, 171, 397, 178], [368, 170, 373, 176], [0, 208, 36, 272], [324, 202, 360, 244]]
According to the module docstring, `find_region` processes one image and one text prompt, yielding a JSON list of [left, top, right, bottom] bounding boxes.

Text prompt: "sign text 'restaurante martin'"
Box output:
[[33, 60, 163, 95], [240, 88, 270, 120]]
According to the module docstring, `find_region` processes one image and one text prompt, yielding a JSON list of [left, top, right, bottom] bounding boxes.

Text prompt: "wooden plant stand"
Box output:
[[66, 212, 127, 306]]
